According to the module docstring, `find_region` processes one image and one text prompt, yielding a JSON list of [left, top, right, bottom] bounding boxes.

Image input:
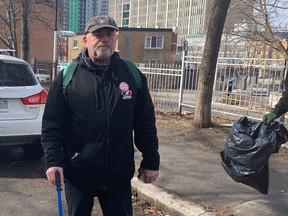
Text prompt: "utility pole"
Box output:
[[52, 0, 58, 81], [22, 0, 29, 61]]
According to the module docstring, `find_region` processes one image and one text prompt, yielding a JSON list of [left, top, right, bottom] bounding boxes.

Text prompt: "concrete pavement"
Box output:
[[132, 134, 288, 216], [132, 178, 215, 216]]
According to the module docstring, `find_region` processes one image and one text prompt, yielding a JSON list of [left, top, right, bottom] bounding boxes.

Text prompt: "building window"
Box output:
[[123, 19, 129, 26], [145, 36, 164, 49], [73, 39, 78, 49], [122, 3, 130, 27]]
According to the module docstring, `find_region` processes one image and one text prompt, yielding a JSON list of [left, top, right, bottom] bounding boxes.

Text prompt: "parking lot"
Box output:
[[0, 147, 65, 216], [0, 146, 165, 216]]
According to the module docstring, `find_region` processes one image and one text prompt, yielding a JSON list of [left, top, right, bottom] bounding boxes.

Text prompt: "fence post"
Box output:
[[33, 58, 37, 73], [213, 59, 219, 91], [178, 50, 185, 114]]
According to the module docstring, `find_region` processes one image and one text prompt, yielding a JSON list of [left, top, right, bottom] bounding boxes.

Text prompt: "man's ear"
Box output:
[[83, 35, 88, 46]]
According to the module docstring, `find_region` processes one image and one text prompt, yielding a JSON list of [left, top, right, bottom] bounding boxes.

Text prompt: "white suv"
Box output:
[[0, 54, 48, 159]]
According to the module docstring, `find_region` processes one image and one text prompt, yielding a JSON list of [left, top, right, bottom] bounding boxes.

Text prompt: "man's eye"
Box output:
[[92, 32, 114, 38]]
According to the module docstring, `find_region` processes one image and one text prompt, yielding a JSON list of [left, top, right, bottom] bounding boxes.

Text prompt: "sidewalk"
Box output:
[[132, 133, 288, 216]]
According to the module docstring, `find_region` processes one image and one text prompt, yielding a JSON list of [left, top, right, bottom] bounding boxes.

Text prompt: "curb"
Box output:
[[131, 177, 216, 216]]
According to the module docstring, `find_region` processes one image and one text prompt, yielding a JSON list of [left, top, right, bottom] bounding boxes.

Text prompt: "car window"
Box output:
[[0, 62, 37, 86]]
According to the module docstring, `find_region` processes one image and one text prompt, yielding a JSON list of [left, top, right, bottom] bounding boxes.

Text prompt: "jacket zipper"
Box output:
[[102, 78, 110, 190], [93, 71, 110, 190]]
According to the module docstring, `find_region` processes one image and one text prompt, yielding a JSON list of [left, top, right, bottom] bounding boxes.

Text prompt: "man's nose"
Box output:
[[100, 34, 110, 40]]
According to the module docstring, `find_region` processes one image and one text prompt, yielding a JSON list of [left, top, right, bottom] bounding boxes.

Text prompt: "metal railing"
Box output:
[[136, 63, 182, 113], [136, 56, 287, 122]]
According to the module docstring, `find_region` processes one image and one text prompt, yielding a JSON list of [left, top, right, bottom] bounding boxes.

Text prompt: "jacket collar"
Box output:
[[79, 48, 119, 71]]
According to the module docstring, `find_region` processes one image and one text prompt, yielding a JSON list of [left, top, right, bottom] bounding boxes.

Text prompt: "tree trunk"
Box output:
[[22, 0, 29, 61], [193, 0, 231, 128]]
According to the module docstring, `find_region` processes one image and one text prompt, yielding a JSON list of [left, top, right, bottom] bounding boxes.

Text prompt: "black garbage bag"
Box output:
[[220, 116, 288, 194]]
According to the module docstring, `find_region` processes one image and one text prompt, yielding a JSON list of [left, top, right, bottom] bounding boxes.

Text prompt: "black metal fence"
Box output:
[[33, 60, 53, 84]]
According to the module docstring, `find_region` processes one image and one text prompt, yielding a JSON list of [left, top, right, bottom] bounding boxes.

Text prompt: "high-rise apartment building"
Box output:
[[58, 0, 69, 31], [109, 0, 249, 48], [58, 0, 109, 34]]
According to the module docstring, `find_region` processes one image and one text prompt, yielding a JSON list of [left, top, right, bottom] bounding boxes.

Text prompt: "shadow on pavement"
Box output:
[[0, 146, 46, 179]]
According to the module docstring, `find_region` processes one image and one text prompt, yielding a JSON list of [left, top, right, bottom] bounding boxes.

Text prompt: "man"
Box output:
[[41, 15, 160, 216]]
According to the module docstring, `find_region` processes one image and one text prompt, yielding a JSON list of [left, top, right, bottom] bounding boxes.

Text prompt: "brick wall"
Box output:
[[29, 5, 55, 63], [0, 2, 55, 64]]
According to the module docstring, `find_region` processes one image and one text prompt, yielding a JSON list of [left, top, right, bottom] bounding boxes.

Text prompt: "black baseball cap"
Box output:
[[85, 15, 119, 33]]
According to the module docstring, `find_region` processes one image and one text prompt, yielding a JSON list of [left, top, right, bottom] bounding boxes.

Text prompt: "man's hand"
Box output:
[[46, 167, 64, 186], [262, 112, 277, 124], [137, 167, 159, 183]]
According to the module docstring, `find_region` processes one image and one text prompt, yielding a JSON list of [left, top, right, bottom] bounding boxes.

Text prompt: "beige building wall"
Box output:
[[67, 35, 84, 62], [118, 28, 175, 63]]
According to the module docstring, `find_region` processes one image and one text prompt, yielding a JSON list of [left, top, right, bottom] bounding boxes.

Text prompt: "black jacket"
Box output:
[[41, 50, 159, 190], [273, 73, 288, 117]]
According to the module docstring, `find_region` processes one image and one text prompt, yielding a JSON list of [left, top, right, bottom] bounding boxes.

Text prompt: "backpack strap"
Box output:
[[62, 60, 141, 93], [123, 60, 142, 89], [62, 61, 77, 94]]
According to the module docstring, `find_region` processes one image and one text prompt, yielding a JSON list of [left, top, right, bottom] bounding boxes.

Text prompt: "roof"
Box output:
[[0, 54, 27, 64], [0, 49, 16, 54], [119, 27, 173, 32]]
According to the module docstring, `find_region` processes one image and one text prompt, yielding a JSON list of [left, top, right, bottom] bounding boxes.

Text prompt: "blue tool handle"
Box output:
[[55, 171, 63, 216], [55, 171, 61, 188], [57, 191, 63, 216]]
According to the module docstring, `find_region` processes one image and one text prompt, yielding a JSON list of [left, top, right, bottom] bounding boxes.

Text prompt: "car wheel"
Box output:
[[22, 139, 44, 160]]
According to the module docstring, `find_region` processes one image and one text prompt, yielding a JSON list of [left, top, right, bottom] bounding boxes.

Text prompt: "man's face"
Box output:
[[83, 28, 118, 65]]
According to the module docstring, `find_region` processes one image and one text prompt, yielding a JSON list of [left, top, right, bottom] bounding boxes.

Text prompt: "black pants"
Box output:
[[64, 179, 133, 216]]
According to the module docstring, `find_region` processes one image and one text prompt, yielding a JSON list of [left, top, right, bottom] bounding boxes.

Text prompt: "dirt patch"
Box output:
[[156, 112, 233, 153]]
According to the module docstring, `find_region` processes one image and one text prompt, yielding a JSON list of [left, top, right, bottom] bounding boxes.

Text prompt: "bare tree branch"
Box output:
[[0, 0, 55, 58], [226, 0, 288, 59]]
